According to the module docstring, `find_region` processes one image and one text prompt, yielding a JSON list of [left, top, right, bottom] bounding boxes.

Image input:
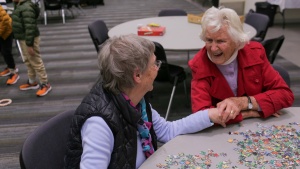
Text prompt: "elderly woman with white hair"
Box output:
[[64, 34, 226, 169], [188, 6, 294, 125]]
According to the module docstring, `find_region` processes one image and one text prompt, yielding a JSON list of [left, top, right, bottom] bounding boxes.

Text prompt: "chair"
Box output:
[[153, 41, 188, 120], [43, 0, 66, 25], [272, 64, 290, 87], [65, 0, 85, 17], [202, 0, 219, 7], [19, 110, 75, 169], [261, 35, 285, 64], [158, 9, 187, 17], [88, 20, 109, 53], [245, 11, 270, 42]]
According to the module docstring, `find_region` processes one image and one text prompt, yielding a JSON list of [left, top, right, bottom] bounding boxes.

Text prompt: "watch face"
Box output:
[[249, 103, 253, 109]]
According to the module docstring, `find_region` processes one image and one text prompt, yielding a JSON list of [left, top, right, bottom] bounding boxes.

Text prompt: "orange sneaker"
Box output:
[[0, 68, 10, 76], [36, 83, 52, 97], [0, 67, 18, 77], [19, 81, 39, 90], [6, 73, 20, 85]]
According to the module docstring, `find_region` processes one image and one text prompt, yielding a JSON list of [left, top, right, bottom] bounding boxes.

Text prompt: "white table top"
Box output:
[[139, 107, 300, 169], [108, 16, 257, 51]]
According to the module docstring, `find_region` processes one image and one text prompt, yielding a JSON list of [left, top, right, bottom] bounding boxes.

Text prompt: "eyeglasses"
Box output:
[[154, 60, 162, 69]]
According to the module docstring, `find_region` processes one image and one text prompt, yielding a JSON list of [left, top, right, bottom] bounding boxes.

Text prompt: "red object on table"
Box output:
[[138, 26, 166, 36]]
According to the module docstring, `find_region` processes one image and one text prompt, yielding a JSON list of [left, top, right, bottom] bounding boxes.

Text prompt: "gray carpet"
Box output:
[[0, 0, 299, 168]]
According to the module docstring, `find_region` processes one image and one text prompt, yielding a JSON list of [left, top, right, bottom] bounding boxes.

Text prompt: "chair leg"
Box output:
[[165, 76, 178, 120], [44, 11, 47, 25], [62, 9, 65, 24], [183, 80, 189, 107]]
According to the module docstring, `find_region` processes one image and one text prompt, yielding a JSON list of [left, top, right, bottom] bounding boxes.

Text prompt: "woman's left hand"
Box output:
[[272, 111, 283, 117], [241, 110, 260, 119]]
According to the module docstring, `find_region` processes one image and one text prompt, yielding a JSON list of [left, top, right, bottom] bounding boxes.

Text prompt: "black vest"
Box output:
[[64, 79, 157, 169]]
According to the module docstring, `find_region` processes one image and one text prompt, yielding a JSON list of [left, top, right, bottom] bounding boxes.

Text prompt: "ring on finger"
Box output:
[[230, 110, 234, 115]]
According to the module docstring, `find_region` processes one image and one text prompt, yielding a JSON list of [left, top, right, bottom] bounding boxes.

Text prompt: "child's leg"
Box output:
[[1, 34, 16, 70]]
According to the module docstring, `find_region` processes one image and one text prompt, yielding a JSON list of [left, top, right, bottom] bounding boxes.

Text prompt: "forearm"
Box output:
[[237, 96, 260, 111], [254, 89, 294, 118], [81, 117, 114, 169], [152, 108, 212, 143]]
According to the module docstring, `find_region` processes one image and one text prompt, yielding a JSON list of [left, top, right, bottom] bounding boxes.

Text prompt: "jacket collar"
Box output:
[[189, 42, 264, 80], [189, 42, 265, 99]]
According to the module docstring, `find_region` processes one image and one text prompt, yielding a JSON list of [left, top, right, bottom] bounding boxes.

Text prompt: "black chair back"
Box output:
[[66, 0, 80, 8], [19, 110, 75, 169], [158, 9, 187, 16], [261, 35, 285, 63], [44, 0, 63, 10], [153, 41, 188, 120], [88, 20, 109, 53], [153, 41, 171, 82], [245, 11, 269, 42]]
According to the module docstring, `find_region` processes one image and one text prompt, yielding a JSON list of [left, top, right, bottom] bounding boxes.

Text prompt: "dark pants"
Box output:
[[0, 33, 15, 69]]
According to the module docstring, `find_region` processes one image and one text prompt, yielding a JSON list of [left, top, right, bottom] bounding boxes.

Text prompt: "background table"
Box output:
[[267, 0, 300, 12], [267, 0, 300, 28], [108, 16, 257, 52], [139, 107, 300, 169]]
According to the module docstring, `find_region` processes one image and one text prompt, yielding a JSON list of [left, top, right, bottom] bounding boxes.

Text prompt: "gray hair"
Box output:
[[200, 6, 250, 49], [98, 34, 155, 94]]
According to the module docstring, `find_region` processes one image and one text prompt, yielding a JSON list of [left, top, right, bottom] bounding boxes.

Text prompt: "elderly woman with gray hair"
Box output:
[[64, 34, 225, 169], [189, 7, 294, 125]]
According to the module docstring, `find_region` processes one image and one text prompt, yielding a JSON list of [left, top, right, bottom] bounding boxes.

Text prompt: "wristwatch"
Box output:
[[246, 96, 253, 110]]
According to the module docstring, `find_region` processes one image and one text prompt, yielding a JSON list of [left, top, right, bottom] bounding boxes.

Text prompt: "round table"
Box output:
[[139, 107, 299, 169], [108, 16, 257, 51]]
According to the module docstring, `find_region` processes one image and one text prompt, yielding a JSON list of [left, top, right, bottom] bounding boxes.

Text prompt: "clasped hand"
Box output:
[[211, 97, 282, 127], [216, 97, 244, 124], [210, 97, 258, 127]]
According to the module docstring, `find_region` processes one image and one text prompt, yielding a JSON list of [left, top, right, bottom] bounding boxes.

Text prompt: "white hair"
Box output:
[[200, 6, 250, 49]]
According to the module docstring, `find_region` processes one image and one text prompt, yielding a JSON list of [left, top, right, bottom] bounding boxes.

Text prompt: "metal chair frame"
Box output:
[[43, 0, 66, 25], [153, 41, 188, 120]]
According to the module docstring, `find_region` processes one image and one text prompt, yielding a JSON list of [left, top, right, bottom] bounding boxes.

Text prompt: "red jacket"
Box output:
[[188, 41, 294, 124]]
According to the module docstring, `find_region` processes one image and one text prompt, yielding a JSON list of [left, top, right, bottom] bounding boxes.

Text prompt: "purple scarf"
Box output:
[[122, 94, 154, 158]]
